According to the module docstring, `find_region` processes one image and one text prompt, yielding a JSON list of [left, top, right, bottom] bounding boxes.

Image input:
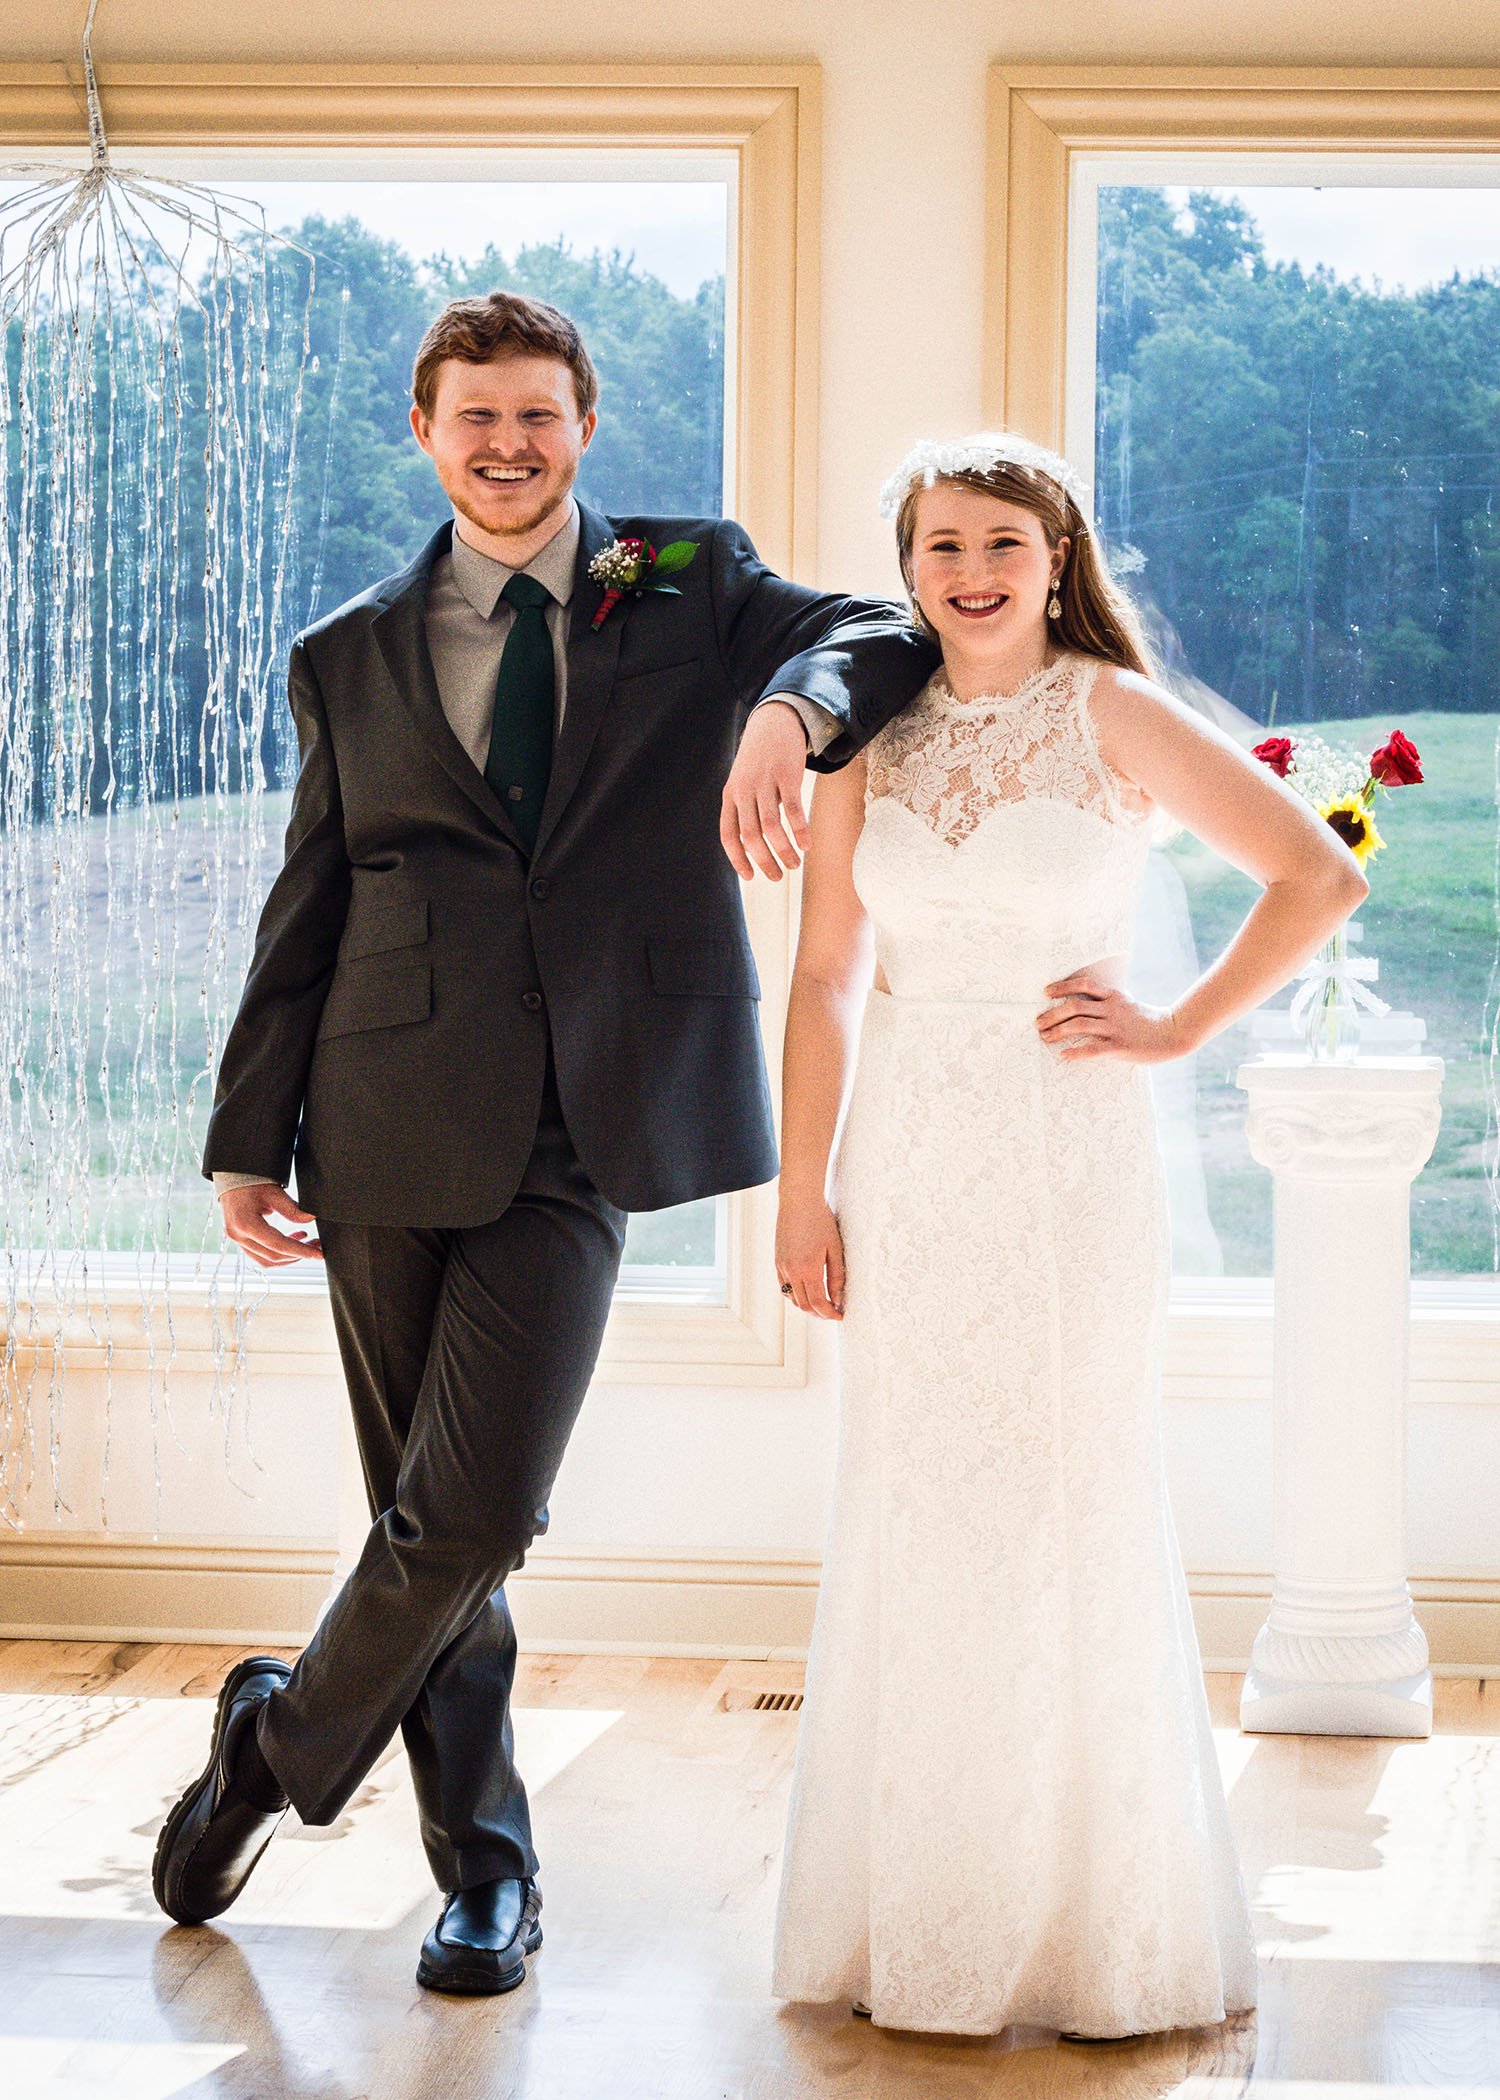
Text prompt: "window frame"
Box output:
[[0, 61, 823, 1385], [984, 62, 1500, 1321]]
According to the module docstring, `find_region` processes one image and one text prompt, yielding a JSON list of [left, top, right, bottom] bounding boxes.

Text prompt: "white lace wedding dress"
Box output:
[[770, 650, 1258, 2038]]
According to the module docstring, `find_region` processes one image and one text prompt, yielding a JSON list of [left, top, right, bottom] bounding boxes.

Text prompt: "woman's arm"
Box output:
[[776, 752, 875, 1319], [1038, 667, 1369, 1063]]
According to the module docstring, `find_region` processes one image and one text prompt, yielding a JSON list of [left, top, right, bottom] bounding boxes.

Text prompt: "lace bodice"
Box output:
[[855, 650, 1154, 1005]]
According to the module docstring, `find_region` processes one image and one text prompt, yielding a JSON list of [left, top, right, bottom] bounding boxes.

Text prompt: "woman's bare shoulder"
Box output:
[[1085, 660, 1230, 770]]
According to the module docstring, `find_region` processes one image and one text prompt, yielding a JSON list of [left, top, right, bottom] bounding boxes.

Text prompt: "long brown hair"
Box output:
[[893, 461, 1157, 679]]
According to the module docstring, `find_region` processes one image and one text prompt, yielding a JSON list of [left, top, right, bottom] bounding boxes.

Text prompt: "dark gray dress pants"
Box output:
[[257, 1040, 627, 1892]]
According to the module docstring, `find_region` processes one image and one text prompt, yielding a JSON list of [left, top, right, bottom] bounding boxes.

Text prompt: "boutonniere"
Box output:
[[587, 536, 698, 631]]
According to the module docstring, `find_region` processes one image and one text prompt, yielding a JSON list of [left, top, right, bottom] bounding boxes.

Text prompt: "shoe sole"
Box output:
[[415, 1917, 544, 1995], [151, 1654, 290, 1925]]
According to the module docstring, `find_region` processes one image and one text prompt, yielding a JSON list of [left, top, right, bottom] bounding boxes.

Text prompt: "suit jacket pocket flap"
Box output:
[[613, 653, 704, 688], [647, 934, 760, 999], [339, 895, 429, 961], [317, 950, 432, 1039]]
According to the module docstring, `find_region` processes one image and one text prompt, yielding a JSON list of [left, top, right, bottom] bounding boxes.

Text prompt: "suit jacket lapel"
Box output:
[[369, 521, 529, 854], [532, 500, 624, 859]]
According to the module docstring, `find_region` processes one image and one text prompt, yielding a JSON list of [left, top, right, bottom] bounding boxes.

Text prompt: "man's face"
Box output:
[[410, 353, 596, 546]]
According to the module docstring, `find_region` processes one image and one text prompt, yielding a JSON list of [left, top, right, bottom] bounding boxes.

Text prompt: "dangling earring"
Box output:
[[1047, 577, 1062, 620]]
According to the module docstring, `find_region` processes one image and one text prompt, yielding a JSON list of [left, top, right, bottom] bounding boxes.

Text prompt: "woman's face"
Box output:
[[908, 484, 1067, 657]]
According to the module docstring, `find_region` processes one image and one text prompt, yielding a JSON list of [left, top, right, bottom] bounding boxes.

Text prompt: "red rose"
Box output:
[[1253, 735, 1295, 778], [1369, 730, 1423, 786]]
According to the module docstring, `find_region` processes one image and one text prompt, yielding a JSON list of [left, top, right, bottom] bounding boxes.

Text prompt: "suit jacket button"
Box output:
[[521, 991, 543, 1012], [529, 877, 551, 900]]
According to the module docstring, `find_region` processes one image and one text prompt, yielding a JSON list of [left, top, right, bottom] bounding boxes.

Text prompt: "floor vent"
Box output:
[[719, 1686, 805, 1713]]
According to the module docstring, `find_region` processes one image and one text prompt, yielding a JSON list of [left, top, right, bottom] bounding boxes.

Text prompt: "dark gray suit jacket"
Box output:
[[201, 501, 938, 1224]]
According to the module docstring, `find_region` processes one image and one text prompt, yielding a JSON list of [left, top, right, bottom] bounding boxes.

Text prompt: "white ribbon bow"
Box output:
[[1287, 951, 1391, 1029]]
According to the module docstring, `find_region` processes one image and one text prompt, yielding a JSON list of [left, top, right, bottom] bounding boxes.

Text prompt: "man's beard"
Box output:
[[449, 459, 577, 543]]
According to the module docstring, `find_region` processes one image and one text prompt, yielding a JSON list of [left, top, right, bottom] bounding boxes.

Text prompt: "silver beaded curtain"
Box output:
[[0, 4, 318, 1523]]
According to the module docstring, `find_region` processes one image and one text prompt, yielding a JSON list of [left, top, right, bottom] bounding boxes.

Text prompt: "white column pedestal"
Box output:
[[1235, 1054, 1443, 1739]]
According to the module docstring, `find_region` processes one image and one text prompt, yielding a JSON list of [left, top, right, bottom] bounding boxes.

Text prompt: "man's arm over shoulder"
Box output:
[[200, 637, 352, 1186], [708, 519, 938, 767], [711, 519, 938, 880]]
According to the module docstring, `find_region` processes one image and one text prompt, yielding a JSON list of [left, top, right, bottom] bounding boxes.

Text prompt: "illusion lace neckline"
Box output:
[[930, 650, 1079, 711]]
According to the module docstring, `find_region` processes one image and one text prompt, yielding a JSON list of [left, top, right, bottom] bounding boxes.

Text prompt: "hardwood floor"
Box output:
[[0, 1641, 1496, 2098]]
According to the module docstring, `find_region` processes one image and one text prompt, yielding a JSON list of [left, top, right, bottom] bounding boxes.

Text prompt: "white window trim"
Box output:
[[8, 1263, 1497, 1406]]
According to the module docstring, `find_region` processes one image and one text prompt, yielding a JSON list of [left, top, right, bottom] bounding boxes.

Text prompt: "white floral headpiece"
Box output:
[[878, 431, 1093, 524]]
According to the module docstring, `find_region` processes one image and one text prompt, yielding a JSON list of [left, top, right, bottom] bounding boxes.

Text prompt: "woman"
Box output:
[[766, 433, 1366, 2040]]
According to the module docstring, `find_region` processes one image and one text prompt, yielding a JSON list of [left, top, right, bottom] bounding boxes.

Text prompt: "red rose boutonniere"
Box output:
[[587, 536, 698, 631]]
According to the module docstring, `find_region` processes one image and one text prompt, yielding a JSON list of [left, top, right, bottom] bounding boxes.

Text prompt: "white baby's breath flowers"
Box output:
[[1281, 732, 1367, 810], [587, 536, 649, 588]]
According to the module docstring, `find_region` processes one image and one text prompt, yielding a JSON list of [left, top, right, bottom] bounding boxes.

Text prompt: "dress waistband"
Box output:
[[870, 988, 1041, 1016]]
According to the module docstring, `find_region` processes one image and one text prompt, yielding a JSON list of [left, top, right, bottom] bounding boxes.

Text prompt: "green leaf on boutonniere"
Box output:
[[648, 584, 684, 598], [651, 540, 698, 576]]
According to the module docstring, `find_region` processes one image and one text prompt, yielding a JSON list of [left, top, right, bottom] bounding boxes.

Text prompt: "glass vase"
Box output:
[[1302, 923, 1361, 1063]]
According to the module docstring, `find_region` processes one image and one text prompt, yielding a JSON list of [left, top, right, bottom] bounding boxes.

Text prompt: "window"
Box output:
[[1081, 167, 1500, 1279], [1, 159, 732, 1292], [985, 69, 1500, 1290], [2, 71, 821, 1388]]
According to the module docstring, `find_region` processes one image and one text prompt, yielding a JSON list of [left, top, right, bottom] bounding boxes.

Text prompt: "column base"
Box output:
[[1239, 1667, 1433, 1738]]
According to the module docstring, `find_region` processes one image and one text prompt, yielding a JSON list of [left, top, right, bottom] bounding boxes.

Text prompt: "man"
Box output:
[[152, 289, 936, 1991]]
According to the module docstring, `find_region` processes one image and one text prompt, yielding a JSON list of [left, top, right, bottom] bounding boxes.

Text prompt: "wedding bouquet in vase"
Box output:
[[1251, 727, 1425, 1061]]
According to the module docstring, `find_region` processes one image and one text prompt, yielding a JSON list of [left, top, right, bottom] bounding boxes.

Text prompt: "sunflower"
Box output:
[[1319, 793, 1385, 866]]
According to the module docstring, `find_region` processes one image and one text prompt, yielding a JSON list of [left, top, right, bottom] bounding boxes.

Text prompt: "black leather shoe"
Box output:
[[152, 1654, 293, 1925], [416, 1876, 543, 1995]]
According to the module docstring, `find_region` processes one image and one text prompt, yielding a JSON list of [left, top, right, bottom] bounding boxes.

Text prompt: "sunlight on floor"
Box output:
[[1244, 1733, 1500, 1964], [0, 1692, 622, 1929], [0, 2037, 244, 2100]]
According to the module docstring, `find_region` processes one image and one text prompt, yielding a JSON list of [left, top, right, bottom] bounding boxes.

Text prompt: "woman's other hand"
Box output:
[[776, 1192, 847, 1318]]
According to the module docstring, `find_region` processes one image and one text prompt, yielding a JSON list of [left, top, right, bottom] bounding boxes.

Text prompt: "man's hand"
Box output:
[[220, 1183, 324, 1267], [721, 700, 811, 881]]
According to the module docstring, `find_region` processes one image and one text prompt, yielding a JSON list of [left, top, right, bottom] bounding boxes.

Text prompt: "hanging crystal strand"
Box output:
[[0, 0, 318, 1524], [1487, 721, 1500, 1270]]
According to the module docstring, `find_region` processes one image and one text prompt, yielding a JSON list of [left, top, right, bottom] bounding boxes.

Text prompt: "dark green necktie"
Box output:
[[484, 571, 555, 850]]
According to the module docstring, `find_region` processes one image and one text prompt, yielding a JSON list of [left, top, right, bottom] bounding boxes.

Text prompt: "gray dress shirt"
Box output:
[[214, 502, 835, 1195]]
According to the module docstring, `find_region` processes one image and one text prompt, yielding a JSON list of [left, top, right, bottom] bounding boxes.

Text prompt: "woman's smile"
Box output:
[[948, 590, 1010, 620]]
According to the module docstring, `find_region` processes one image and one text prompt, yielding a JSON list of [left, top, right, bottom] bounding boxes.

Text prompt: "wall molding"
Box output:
[[0, 1530, 337, 1645], [3, 1533, 1496, 1673]]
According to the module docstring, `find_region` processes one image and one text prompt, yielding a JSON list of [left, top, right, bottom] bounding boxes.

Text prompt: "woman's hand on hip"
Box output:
[[776, 1193, 846, 1319], [1036, 969, 1188, 1064]]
